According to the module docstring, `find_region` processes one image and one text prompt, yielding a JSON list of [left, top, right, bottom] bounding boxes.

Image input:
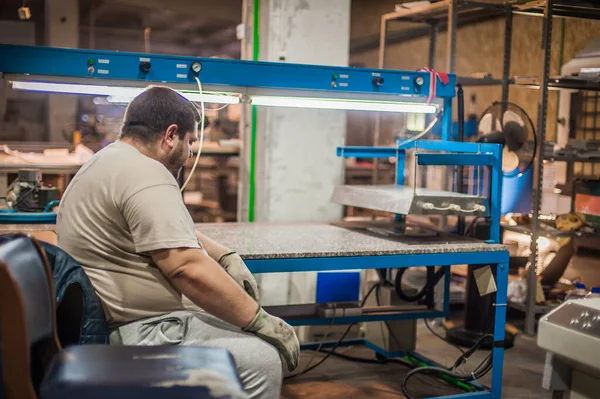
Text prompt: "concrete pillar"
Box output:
[[45, 0, 79, 142], [241, 0, 350, 307]]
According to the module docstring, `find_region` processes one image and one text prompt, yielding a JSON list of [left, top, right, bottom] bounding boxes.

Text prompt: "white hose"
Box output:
[[180, 76, 205, 192], [396, 111, 442, 148]]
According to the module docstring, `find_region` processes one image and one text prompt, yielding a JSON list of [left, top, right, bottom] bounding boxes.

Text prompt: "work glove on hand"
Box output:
[[243, 306, 300, 371], [219, 252, 260, 302]]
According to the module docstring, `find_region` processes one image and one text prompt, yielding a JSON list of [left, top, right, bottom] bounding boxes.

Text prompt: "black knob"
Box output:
[[372, 76, 384, 87], [139, 61, 152, 73]]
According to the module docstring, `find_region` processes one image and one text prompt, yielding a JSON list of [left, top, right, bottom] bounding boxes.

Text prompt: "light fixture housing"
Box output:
[[10, 80, 440, 113], [250, 95, 438, 114], [10, 81, 240, 105]]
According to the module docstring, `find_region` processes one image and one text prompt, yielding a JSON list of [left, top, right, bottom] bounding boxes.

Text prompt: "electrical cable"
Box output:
[[464, 216, 482, 237], [316, 348, 414, 368], [284, 323, 355, 380], [205, 103, 231, 112], [301, 306, 337, 373], [374, 283, 403, 350], [424, 318, 466, 357], [400, 329, 495, 398], [396, 111, 442, 148], [393, 267, 445, 303], [450, 334, 493, 370], [285, 283, 381, 380], [180, 76, 206, 192]]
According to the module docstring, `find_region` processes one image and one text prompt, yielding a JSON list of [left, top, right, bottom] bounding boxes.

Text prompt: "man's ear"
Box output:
[[163, 124, 179, 148]]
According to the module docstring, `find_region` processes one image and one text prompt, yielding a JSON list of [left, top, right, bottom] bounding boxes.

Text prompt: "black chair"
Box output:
[[0, 236, 247, 399]]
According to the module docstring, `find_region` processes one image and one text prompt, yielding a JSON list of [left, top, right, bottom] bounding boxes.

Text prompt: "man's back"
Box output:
[[57, 140, 200, 325]]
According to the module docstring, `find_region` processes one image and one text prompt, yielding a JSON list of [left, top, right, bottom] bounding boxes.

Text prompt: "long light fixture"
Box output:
[[10, 81, 438, 113], [251, 95, 438, 114], [10, 81, 240, 105]]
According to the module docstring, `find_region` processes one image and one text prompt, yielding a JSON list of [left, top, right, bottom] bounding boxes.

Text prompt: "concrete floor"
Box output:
[[282, 320, 550, 398]]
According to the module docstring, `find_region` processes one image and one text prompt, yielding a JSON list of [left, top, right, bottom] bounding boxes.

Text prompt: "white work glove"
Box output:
[[243, 307, 300, 371], [218, 252, 260, 302]]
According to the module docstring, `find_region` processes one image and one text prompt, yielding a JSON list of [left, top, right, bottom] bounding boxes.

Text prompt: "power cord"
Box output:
[[300, 306, 337, 373], [284, 323, 355, 380], [284, 282, 380, 380], [180, 76, 206, 192], [396, 111, 442, 148], [401, 326, 495, 398], [424, 318, 466, 357]]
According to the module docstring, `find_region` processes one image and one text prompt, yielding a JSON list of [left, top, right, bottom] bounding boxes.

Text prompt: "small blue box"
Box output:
[[316, 271, 361, 303]]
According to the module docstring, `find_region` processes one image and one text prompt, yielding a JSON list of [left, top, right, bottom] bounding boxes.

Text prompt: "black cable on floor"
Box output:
[[316, 348, 414, 368], [424, 318, 466, 357], [285, 323, 355, 380], [285, 283, 382, 380]]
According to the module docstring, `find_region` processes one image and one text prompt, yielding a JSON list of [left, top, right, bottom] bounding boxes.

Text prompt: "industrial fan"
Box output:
[[476, 102, 537, 176]]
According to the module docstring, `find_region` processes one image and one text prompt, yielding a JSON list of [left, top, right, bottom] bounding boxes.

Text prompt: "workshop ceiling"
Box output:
[[79, 0, 243, 58], [0, 0, 243, 58]]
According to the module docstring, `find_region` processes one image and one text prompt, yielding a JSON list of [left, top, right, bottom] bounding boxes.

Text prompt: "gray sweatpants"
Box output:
[[109, 310, 283, 399]]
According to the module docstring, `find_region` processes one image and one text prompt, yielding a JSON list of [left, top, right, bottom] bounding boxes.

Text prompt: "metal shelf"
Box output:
[[544, 153, 600, 163], [378, 0, 600, 336], [508, 301, 557, 315], [512, 76, 600, 91], [457, 76, 505, 86], [384, 0, 527, 24], [503, 224, 599, 239], [513, 1, 600, 20], [384, 1, 600, 25]]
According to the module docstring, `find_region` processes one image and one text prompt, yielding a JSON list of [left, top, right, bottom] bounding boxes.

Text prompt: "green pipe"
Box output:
[[404, 355, 474, 393], [248, 0, 260, 222]]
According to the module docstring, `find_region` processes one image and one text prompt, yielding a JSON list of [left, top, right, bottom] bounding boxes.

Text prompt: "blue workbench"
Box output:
[[196, 221, 510, 399]]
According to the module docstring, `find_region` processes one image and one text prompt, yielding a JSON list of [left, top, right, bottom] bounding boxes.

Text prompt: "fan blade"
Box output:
[[502, 109, 526, 128], [478, 113, 501, 135], [502, 147, 520, 173], [476, 131, 506, 145], [503, 121, 528, 152]]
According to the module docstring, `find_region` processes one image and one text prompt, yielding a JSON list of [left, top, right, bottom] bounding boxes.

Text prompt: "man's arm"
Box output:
[[195, 229, 230, 261], [150, 246, 300, 371], [195, 229, 260, 302], [151, 247, 257, 328]]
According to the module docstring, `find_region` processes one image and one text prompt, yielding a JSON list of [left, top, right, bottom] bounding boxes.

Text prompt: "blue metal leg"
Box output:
[[364, 340, 405, 359], [489, 146, 503, 243], [490, 262, 509, 399], [425, 393, 492, 399], [444, 265, 451, 314], [442, 97, 453, 141]]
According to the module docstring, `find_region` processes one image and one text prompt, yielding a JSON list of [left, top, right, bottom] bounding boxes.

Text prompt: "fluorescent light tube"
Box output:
[[251, 96, 438, 113], [10, 81, 239, 104]]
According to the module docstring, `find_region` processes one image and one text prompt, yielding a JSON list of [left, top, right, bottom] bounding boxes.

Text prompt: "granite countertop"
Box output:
[[0, 224, 56, 234], [196, 221, 507, 260], [1, 221, 507, 259]]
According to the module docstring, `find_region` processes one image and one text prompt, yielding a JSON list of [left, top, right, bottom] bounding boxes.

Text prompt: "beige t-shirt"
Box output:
[[56, 140, 201, 325]]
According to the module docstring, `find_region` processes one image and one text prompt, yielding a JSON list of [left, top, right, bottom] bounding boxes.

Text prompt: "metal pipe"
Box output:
[[428, 23, 438, 69], [457, 83, 465, 235], [526, 0, 554, 336], [382, 0, 450, 22], [446, 0, 457, 73], [501, 8, 513, 104], [373, 14, 388, 186], [89, 0, 96, 50]]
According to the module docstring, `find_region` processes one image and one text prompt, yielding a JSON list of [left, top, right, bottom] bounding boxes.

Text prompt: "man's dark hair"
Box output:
[[119, 86, 201, 143]]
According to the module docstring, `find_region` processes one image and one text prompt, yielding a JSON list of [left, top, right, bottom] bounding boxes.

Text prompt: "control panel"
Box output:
[[538, 298, 600, 372], [0, 44, 456, 98], [545, 301, 600, 338]]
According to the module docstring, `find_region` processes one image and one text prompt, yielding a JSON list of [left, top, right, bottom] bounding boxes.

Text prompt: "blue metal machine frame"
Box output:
[[0, 44, 507, 398], [0, 44, 456, 99], [248, 140, 507, 398]]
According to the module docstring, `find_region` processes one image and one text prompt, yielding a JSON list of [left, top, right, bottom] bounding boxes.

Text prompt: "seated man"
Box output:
[[56, 86, 299, 399]]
